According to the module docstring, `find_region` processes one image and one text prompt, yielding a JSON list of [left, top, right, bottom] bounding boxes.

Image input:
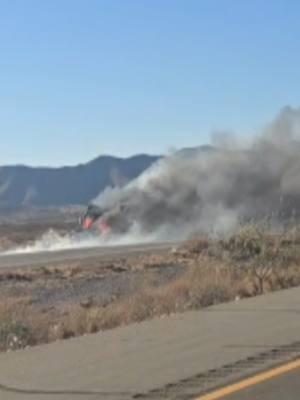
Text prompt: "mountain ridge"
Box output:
[[0, 146, 212, 208], [0, 154, 161, 208]]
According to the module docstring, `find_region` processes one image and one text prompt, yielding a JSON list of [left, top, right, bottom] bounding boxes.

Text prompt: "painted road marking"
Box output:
[[195, 358, 300, 400]]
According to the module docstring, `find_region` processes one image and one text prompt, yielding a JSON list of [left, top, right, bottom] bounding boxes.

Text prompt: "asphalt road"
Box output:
[[222, 365, 300, 400], [0, 283, 300, 399], [0, 241, 176, 269]]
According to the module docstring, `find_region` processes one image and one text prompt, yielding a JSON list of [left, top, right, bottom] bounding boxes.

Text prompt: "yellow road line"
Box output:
[[195, 358, 300, 400]]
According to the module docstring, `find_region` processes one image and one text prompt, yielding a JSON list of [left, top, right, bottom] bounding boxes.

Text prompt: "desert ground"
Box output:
[[0, 210, 300, 352]]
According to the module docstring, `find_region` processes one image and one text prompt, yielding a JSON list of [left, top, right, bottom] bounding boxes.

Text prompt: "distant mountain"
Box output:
[[0, 154, 161, 208]]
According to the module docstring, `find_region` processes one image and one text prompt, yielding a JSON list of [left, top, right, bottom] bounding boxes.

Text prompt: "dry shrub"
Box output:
[[78, 244, 300, 335], [55, 257, 236, 338], [265, 263, 300, 291], [180, 237, 210, 255], [221, 224, 270, 261], [0, 297, 51, 350], [217, 224, 300, 294], [183, 259, 235, 308]]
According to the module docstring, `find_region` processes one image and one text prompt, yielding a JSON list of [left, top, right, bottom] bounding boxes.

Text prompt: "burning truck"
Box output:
[[81, 203, 132, 235]]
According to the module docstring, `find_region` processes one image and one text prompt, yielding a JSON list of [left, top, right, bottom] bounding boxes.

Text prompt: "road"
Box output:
[[217, 365, 300, 400], [0, 279, 299, 399], [0, 241, 176, 269]]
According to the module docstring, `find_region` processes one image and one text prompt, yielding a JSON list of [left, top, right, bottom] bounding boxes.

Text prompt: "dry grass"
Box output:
[[2, 224, 300, 351], [51, 250, 300, 340], [0, 297, 53, 350]]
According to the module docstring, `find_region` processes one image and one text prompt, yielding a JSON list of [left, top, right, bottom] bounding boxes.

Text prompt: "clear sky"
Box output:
[[1, 0, 300, 166]]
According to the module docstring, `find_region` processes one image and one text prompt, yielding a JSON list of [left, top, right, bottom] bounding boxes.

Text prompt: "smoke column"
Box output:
[[94, 106, 300, 239]]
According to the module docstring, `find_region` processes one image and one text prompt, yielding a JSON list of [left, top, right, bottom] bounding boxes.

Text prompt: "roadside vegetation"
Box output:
[[1, 224, 300, 351]]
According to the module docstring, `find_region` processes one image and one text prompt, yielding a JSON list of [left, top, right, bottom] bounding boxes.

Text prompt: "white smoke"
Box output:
[[94, 106, 300, 239], [4, 226, 158, 254]]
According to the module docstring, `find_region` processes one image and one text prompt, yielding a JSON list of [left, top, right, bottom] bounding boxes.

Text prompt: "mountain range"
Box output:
[[0, 154, 160, 208]]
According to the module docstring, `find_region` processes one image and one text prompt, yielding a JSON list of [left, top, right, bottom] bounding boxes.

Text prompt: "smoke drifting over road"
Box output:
[[95, 106, 300, 239], [4, 228, 155, 254]]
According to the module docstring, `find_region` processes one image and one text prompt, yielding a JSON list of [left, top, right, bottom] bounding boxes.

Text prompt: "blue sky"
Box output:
[[1, 0, 300, 166]]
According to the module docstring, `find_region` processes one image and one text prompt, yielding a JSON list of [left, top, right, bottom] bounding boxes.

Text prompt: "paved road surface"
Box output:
[[0, 242, 176, 269], [222, 366, 300, 400], [0, 285, 299, 399]]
